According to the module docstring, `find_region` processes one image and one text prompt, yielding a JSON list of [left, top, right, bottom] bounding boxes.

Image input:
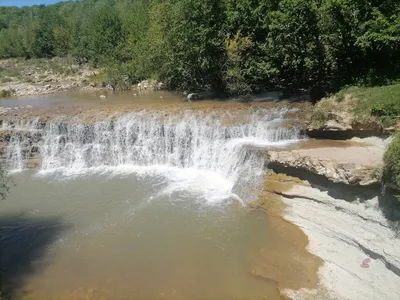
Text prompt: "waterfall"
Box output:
[[2, 108, 302, 202]]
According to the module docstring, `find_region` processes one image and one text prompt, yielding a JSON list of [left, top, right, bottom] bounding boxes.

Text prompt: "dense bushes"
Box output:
[[383, 134, 400, 196], [0, 0, 400, 95]]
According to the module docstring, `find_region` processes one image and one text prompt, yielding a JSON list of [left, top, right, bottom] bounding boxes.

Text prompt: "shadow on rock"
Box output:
[[268, 163, 381, 202], [379, 189, 400, 223], [269, 164, 400, 233], [0, 214, 67, 299]]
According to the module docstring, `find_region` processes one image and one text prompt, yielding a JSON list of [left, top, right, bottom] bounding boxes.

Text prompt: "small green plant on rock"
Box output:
[[310, 98, 336, 128], [371, 103, 400, 128]]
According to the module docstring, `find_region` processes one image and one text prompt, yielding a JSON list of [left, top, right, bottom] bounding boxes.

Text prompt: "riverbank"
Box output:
[[0, 58, 109, 97], [255, 138, 400, 300], [308, 84, 400, 139]]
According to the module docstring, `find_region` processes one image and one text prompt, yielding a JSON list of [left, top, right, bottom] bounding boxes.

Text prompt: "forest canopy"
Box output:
[[0, 0, 399, 97]]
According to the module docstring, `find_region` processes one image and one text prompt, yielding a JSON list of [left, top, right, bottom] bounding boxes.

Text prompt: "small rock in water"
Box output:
[[100, 95, 106, 99]]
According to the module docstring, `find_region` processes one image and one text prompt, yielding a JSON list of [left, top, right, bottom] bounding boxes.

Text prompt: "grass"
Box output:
[[0, 67, 20, 78], [336, 84, 400, 126], [0, 66, 22, 83], [311, 83, 400, 129], [22, 57, 80, 76], [88, 71, 106, 83]]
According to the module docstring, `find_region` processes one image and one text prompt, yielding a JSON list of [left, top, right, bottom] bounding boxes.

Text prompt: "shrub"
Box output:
[[105, 63, 131, 90], [310, 98, 336, 128], [383, 134, 400, 196], [0, 89, 13, 98], [380, 116, 397, 128], [371, 103, 400, 117]]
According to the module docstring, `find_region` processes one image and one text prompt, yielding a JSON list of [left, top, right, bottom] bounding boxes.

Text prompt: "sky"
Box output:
[[0, 0, 62, 7]]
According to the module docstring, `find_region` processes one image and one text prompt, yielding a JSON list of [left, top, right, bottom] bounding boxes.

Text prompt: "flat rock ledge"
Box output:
[[266, 143, 385, 186]]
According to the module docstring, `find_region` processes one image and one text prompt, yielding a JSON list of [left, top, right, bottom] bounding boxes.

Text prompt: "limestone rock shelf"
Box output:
[[266, 140, 386, 186]]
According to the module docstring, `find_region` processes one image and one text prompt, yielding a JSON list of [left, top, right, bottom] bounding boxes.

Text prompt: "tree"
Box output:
[[159, 0, 227, 93], [266, 0, 326, 92], [0, 0, 399, 96], [87, 6, 125, 65]]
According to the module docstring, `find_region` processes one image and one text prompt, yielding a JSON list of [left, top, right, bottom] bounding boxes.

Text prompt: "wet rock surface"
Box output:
[[266, 141, 386, 186]]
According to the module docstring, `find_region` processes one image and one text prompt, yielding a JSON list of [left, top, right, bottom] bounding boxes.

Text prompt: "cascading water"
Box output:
[[2, 108, 302, 203], [1, 106, 311, 300]]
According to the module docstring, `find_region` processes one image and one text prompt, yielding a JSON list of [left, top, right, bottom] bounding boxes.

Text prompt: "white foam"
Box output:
[[5, 108, 302, 204], [36, 164, 239, 206]]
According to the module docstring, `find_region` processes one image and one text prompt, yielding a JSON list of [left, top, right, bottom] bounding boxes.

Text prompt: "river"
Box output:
[[0, 94, 319, 300]]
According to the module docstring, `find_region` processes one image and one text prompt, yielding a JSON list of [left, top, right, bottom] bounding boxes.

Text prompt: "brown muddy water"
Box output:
[[0, 171, 318, 300], [0, 91, 185, 108]]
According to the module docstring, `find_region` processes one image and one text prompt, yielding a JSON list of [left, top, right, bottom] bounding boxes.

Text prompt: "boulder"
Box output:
[[156, 82, 165, 90], [187, 93, 200, 101], [137, 80, 149, 91]]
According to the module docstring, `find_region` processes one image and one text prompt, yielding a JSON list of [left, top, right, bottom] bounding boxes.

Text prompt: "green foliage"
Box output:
[[267, 0, 325, 88], [224, 33, 253, 96], [371, 103, 400, 117], [105, 62, 131, 90], [383, 134, 400, 195], [0, 66, 20, 83], [88, 71, 107, 84], [0, 0, 399, 95], [337, 83, 400, 117]]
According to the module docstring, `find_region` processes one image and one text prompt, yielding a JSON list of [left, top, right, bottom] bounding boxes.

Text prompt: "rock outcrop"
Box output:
[[266, 142, 385, 186], [307, 113, 382, 139], [278, 181, 400, 300], [307, 97, 383, 139]]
